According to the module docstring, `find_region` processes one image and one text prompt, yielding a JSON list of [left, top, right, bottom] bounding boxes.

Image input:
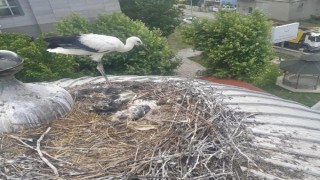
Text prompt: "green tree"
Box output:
[[56, 13, 91, 35], [55, 13, 180, 75], [119, 0, 183, 36], [180, 10, 274, 81], [0, 33, 77, 82]]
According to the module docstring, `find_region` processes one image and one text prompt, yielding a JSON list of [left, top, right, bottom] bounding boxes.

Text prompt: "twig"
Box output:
[[1, 80, 252, 179], [230, 138, 260, 170], [9, 135, 72, 165], [0, 170, 8, 179], [36, 127, 59, 176]]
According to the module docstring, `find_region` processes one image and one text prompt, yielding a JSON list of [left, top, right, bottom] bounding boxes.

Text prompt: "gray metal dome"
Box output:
[[0, 50, 74, 132]]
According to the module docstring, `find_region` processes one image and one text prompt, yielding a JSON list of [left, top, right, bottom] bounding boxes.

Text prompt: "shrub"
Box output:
[[0, 33, 77, 82], [180, 10, 274, 81], [251, 62, 282, 87], [56, 13, 91, 35], [1, 13, 179, 82], [56, 13, 180, 75], [119, 0, 183, 36]]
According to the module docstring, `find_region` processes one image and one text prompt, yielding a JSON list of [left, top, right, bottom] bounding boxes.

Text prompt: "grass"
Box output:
[[275, 52, 296, 60], [300, 16, 320, 28], [258, 82, 320, 107], [256, 56, 320, 107], [167, 30, 192, 53], [189, 55, 208, 67]]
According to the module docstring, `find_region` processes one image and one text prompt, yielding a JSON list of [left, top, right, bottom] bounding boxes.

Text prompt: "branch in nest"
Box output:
[[9, 135, 72, 165], [36, 127, 59, 176], [9, 127, 63, 176]]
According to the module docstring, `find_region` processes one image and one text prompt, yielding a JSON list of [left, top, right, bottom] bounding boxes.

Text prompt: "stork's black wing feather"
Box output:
[[44, 36, 99, 52]]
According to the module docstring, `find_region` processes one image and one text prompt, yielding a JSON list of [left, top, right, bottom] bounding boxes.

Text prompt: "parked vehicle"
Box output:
[[277, 27, 320, 52], [182, 17, 194, 24], [210, 5, 236, 12], [182, 17, 200, 24], [221, 5, 236, 11], [211, 6, 219, 12]]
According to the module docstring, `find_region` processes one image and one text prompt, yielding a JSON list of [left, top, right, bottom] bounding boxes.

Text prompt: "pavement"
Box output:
[[175, 48, 206, 77], [175, 7, 213, 77], [183, 5, 215, 19]]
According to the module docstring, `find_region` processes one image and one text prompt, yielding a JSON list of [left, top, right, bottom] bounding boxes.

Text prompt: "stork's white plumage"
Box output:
[[44, 34, 146, 85]]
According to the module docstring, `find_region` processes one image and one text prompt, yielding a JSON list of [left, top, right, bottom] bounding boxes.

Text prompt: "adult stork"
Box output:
[[44, 34, 147, 85]]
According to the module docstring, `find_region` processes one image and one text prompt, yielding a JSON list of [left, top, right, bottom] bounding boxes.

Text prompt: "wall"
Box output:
[[0, 0, 40, 36], [238, 0, 319, 22], [221, 0, 237, 6], [237, 1, 254, 15], [0, 0, 121, 36], [257, 0, 290, 22], [28, 0, 121, 34], [288, 0, 306, 21], [288, 0, 320, 21]]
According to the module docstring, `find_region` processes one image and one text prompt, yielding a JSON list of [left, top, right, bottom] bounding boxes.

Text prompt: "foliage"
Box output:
[[0, 33, 78, 82], [262, 84, 320, 107], [119, 0, 183, 36], [167, 30, 192, 53], [55, 13, 91, 35], [55, 13, 180, 75], [189, 55, 209, 68], [251, 62, 281, 87], [180, 10, 274, 81]]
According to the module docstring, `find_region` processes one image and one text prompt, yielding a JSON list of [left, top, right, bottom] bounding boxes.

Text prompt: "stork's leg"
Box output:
[[96, 61, 111, 86]]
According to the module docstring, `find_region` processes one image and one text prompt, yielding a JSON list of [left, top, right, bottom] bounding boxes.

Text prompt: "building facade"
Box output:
[[238, 0, 320, 22], [0, 0, 121, 36], [201, 0, 237, 7], [221, 0, 237, 6]]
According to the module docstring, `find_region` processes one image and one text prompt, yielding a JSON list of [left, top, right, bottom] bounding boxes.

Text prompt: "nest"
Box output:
[[0, 80, 253, 179]]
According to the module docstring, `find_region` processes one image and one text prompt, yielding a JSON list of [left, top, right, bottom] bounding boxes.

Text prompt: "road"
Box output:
[[175, 48, 205, 77], [274, 46, 308, 58], [183, 5, 215, 19]]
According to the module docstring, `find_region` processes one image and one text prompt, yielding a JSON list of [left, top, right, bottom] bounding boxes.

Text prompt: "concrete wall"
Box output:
[[2, 24, 42, 36], [0, 0, 121, 36], [221, 0, 237, 6], [288, 0, 320, 21], [257, 0, 290, 21], [238, 0, 320, 22], [237, 1, 254, 15], [288, 0, 306, 21], [0, 1, 39, 36]]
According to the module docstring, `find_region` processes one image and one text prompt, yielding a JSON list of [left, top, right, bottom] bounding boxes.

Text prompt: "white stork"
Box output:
[[44, 34, 147, 85]]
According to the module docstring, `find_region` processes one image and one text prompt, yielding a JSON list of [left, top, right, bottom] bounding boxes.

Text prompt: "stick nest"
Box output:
[[0, 80, 252, 179]]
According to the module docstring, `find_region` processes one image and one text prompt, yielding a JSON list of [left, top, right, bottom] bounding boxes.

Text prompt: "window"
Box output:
[[0, 0, 23, 17], [308, 35, 320, 42], [308, 35, 315, 42]]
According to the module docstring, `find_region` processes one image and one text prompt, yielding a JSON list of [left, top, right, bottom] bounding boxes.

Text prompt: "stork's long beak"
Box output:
[[140, 44, 149, 51]]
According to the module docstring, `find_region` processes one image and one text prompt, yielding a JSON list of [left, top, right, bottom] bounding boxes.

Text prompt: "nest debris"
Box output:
[[0, 80, 253, 179]]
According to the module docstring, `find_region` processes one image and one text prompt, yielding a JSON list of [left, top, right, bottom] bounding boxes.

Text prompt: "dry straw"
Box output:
[[0, 80, 252, 179]]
